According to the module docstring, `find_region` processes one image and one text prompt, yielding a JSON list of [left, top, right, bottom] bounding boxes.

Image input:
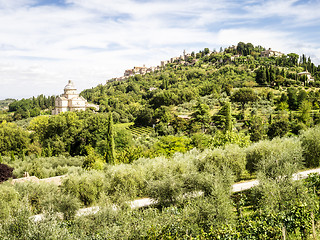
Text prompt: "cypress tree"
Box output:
[[261, 68, 267, 84], [21, 151, 26, 161], [10, 151, 15, 162], [105, 113, 115, 164], [266, 67, 270, 83], [269, 114, 273, 125], [224, 102, 232, 133]]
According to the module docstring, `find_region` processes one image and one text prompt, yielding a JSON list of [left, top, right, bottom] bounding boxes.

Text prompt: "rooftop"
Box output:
[[64, 80, 76, 90]]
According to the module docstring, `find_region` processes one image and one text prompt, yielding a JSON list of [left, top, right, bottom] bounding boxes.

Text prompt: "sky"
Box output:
[[0, 0, 320, 100]]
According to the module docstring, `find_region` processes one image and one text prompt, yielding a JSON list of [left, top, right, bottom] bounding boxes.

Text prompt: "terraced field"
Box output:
[[114, 122, 154, 136], [128, 125, 154, 136]]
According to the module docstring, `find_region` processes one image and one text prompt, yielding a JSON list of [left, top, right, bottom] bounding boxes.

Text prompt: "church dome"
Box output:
[[64, 80, 76, 90]]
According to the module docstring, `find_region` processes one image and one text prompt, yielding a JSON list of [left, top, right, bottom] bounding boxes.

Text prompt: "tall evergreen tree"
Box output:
[[266, 67, 270, 83], [221, 102, 232, 133], [262, 68, 267, 84], [105, 113, 115, 164], [10, 151, 15, 162]]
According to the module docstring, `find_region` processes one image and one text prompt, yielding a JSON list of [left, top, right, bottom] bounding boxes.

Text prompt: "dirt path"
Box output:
[[30, 168, 320, 221]]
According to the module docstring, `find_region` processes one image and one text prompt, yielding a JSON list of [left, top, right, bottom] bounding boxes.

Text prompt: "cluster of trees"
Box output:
[[7, 95, 55, 120], [0, 121, 29, 156], [0, 109, 246, 166], [2, 126, 320, 238], [3, 86, 320, 167], [27, 111, 116, 161]]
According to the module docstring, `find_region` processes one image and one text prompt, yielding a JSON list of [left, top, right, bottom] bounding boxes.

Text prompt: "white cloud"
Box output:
[[216, 27, 320, 64], [0, 0, 319, 99], [217, 28, 291, 49], [243, 0, 320, 25]]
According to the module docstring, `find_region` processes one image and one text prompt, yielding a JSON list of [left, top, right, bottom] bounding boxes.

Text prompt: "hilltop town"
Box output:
[[110, 49, 196, 82], [110, 45, 286, 83]]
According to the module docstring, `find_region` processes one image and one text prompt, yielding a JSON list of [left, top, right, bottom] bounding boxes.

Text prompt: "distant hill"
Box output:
[[80, 42, 320, 125], [0, 99, 15, 111]]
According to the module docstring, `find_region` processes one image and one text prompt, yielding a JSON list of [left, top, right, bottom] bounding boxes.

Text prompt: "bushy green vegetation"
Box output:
[[1, 42, 320, 161], [2, 42, 320, 238], [6, 95, 56, 121], [1, 128, 320, 238]]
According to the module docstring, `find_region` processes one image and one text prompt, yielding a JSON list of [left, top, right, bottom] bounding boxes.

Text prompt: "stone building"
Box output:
[[161, 60, 170, 67], [124, 69, 134, 77], [124, 65, 150, 77], [298, 70, 315, 83], [52, 80, 99, 115], [261, 48, 283, 58]]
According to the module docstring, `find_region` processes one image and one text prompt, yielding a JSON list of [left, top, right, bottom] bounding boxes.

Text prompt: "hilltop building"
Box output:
[[52, 80, 99, 115], [122, 65, 160, 79], [261, 48, 284, 58], [298, 70, 314, 83]]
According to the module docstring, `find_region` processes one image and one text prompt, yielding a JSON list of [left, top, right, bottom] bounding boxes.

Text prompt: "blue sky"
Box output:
[[0, 0, 319, 99]]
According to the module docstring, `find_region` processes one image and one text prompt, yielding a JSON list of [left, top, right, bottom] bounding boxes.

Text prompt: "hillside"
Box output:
[[2, 42, 320, 159], [79, 42, 320, 140], [2, 42, 320, 239]]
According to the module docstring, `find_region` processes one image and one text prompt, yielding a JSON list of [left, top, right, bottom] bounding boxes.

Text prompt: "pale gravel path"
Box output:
[[30, 168, 320, 221], [128, 168, 320, 208]]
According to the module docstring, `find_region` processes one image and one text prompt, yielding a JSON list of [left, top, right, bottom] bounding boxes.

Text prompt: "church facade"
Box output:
[[52, 80, 99, 115]]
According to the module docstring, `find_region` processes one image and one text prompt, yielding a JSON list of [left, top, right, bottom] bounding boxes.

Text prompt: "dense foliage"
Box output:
[[1, 42, 320, 238], [1, 129, 320, 238], [7, 95, 55, 121]]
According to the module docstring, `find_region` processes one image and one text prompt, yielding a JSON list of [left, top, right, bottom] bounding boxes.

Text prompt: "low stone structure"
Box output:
[[11, 174, 66, 186]]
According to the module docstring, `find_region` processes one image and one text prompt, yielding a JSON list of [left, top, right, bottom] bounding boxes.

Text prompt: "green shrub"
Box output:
[[56, 194, 81, 220], [181, 196, 235, 233], [154, 135, 192, 157], [82, 146, 104, 170], [191, 133, 214, 150], [0, 184, 20, 220], [301, 125, 320, 168], [104, 164, 146, 202], [267, 119, 290, 139], [147, 175, 184, 207], [27, 159, 49, 178], [116, 146, 144, 164], [62, 171, 104, 206], [0, 207, 32, 240], [0, 206, 73, 240], [201, 145, 246, 180], [246, 137, 302, 174], [14, 182, 59, 214], [212, 130, 251, 148]]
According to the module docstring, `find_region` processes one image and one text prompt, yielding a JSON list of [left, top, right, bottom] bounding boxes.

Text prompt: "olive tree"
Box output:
[[301, 125, 320, 168]]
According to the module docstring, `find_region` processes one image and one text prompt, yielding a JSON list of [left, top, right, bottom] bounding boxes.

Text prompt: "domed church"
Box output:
[[52, 80, 99, 115]]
